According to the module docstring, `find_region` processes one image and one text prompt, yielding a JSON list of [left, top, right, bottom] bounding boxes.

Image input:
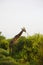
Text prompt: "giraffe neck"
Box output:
[[10, 30, 24, 45], [17, 30, 23, 37], [13, 30, 23, 41]]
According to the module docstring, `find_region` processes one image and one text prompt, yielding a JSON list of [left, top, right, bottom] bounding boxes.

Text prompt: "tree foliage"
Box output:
[[0, 33, 43, 65]]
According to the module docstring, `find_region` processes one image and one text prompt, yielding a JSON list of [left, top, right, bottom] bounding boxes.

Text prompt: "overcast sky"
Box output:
[[0, 0, 43, 38]]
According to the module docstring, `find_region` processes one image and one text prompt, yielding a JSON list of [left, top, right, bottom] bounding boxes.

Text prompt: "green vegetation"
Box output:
[[0, 33, 43, 65]]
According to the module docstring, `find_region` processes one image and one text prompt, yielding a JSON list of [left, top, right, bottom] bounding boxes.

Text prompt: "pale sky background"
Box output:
[[0, 0, 43, 38]]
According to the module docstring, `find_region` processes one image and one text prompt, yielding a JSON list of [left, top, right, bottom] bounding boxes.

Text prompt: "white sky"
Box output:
[[0, 0, 43, 38]]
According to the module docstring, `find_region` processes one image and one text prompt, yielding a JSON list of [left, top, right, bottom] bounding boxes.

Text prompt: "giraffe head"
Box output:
[[21, 27, 26, 32]]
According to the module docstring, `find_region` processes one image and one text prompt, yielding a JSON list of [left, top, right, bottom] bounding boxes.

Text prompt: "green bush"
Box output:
[[0, 57, 17, 65], [0, 33, 43, 65], [0, 48, 9, 56], [0, 39, 9, 50]]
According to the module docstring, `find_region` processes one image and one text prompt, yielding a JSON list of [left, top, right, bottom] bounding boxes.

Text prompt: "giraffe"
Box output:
[[9, 27, 26, 56]]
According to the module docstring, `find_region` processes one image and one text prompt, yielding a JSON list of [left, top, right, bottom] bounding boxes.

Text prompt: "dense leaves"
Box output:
[[0, 33, 43, 65]]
